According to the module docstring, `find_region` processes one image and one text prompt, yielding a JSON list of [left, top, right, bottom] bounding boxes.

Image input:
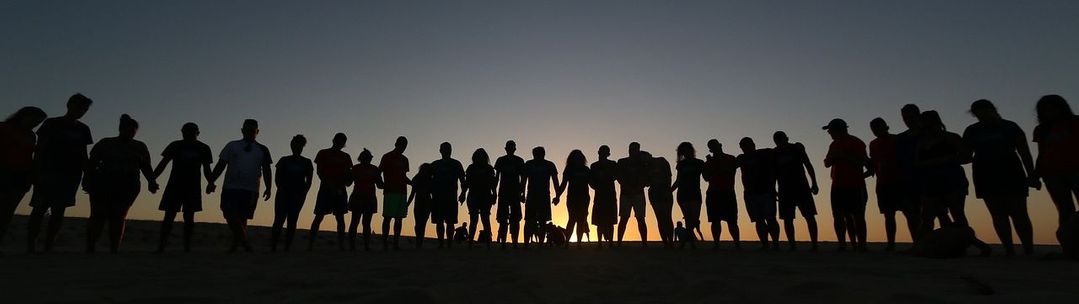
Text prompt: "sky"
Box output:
[[3, 0, 1079, 244]]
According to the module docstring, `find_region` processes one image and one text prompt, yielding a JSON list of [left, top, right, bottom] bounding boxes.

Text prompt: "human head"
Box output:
[[567, 149, 586, 168], [65, 93, 93, 119], [869, 118, 889, 138], [290, 135, 307, 155], [439, 142, 452, 158], [359, 148, 373, 164], [901, 104, 921, 130], [1036, 94, 1073, 125], [394, 136, 408, 153], [119, 114, 138, 139], [472, 148, 490, 165], [920, 110, 946, 134], [331, 133, 347, 149], [628, 142, 641, 157], [181, 122, 200, 140], [5, 106, 47, 130], [505, 140, 517, 155], [969, 99, 1000, 123], [241, 119, 259, 140], [707, 139, 722, 155], [822, 118, 849, 139], [676, 142, 695, 161], [598, 145, 610, 159], [773, 131, 789, 146], [739, 137, 756, 153], [532, 146, 546, 160]]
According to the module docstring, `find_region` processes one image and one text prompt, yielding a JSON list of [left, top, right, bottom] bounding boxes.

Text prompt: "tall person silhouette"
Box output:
[[916, 111, 971, 236], [772, 132, 820, 251], [1032, 95, 1079, 235], [152, 123, 213, 253], [590, 145, 618, 248], [379, 136, 411, 250], [823, 119, 872, 252], [896, 104, 925, 241], [348, 149, 382, 251], [703, 139, 740, 249], [460, 148, 496, 248], [963, 100, 1038, 255], [407, 163, 433, 248], [869, 118, 918, 251], [645, 151, 675, 247], [207, 119, 273, 253], [430, 142, 465, 248], [555, 149, 590, 248], [521, 146, 559, 248], [84, 114, 158, 253], [494, 140, 525, 248], [27, 93, 93, 253], [616, 142, 650, 247], [737, 137, 780, 250], [271, 135, 313, 252], [0, 107, 46, 244], [309, 133, 353, 251], [672, 142, 705, 246]]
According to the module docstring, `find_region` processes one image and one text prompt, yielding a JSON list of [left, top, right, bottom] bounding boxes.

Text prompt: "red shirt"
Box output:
[[315, 149, 353, 187], [869, 135, 899, 186], [1033, 117, 1079, 176], [351, 163, 380, 197], [703, 153, 737, 192], [827, 134, 868, 188], [0, 122, 35, 172], [379, 151, 410, 193]]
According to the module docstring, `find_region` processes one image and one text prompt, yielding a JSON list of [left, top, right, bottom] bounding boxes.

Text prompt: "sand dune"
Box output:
[[1, 215, 1077, 303]]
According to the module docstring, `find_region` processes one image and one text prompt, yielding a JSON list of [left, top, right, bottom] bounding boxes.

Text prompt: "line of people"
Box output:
[[1, 94, 1078, 257]]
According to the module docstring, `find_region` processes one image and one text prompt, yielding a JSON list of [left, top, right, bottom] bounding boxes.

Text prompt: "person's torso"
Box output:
[[773, 144, 808, 186], [466, 164, 496, 195], [869, 136, 899, 185], [565, 166, 591, 197], [431, 159, 464, 193], [379, 152, 410, 192], [828, 136, 867, 188], [495, 155, 524, 191], [316, 149, 352, 186], [966, 121, 1021, 168], [589, 159, 617, 190], [222, 140, 270, 190], [92, 137, 148, 182], [675, 158, 702, 191], [277, 155, 311, 191], [351, 164, 380, 195], [739, 149, 776, 192], [36, 118, 92, 168], [524, 159, 555, 195], [166, 140, 210, 186], [0, 123, 36, 171], [704, 154, 737, 191], [617, 156, 647, 192]]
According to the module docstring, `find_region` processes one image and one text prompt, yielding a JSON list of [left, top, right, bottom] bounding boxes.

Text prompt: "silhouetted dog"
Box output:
[[543, 222, 568, 247], [477, 229, 492, 244]]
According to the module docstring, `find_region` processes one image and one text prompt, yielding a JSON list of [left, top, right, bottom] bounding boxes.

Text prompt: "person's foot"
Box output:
[[837, 245, 847, 252]]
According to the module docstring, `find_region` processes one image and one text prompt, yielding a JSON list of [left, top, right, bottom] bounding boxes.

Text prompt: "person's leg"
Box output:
[[616, 216, 629, 246], [382, 216, 391, 249], [446, 221, 456, 248], [1046, 176, 1078, 228], [469, 213, 479, 245], [1008, 197, 1034, 255], [727, 220, 741, 249], [497, 220, 508, 246], [767, 217, 780, 249], [239, 219, 252, 252], [782, 219, 796, 250], [285, 208, 300, 251], [983, 197, 1015, 255], [523, 220, 533, 247], [806, 215, 818, 251], [361, 213, 373, 250], [636, 215, 649, 247], [0, 189, 25, 243], [26, 207, 47, 253], [157, 211, 177, 252], [335, 213, 347, 251], [271, 209, 286, 252], [436, 220, 446, 248], [710, 222, 722, 249], [883, 211, 897, 250], [108, 212, 129, 254], [855, 211, 868, 251], [348, 212, 360, 250], [833, 214, 847, 250], [44, 207, 66, 252], [309, 214, 325, 250], [948, 195, 968, 227], [393, 218, 403, 249], [86, 214, 105, 253], [224, 215, 242, 253], [182, 211, 195, 252]]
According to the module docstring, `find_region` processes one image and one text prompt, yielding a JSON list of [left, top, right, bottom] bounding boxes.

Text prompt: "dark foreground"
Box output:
[[1, 216, 1078, 304]]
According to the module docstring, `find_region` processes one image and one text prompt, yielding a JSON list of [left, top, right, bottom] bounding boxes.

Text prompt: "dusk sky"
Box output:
[[3, 0, 1078, 243]]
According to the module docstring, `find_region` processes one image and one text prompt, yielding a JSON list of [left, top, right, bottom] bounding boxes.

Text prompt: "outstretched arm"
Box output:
[[140, 153, 158, 193], [152, 156, 172, 180], [1016, 130, 1040, 189]]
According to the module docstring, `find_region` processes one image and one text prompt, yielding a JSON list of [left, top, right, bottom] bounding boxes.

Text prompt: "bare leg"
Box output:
[[308, 214, 325, 250], [834, 215, 847, 250], [361, 214, 372, 250], [783, 219, 797, 250], [710, 222, 722, 249], [182, 212, 195, 252], [157, 211, 177, 252], [86, 216, 105, 253], [392, 219, 403, 249], [348, 213, 360, 250], [806, 216, 818, 251], [335, 213, 347, 251], [883, 211, 897, 250], [636, 217, 649, 247], [108, 216, 126, 254], [727, 220, 741, 249], [44, 207, 66, 252], [1009, 197, 1034, 255], [284, 209, 300, 251]]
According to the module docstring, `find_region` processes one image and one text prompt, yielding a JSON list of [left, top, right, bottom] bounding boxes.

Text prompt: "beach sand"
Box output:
[[1, 215, 1077, 303]]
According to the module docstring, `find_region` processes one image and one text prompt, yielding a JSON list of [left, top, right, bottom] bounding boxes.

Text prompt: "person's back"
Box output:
[[431, 158, 465, 198], [465, 163, 496, 202], [0, 121, 37, 174], [704, 153, 737, 192], [162, 139, 212, 196], [524, 159, 557, 198], [590, 158, 617, 196], [35, 116, 93, 173], [737, 148, 776, 194], [869, 134, 899, 188], [379, 150, 410, 195], [316, 148, 352, 188], [495, 154, 524, 195], [650, 157, 675, 202], [617, 156, 648, 195], [89, 137, 151, 187], [220, 139, 271, 192], [276, 155, 312, 193], [917, 131, 969, 196], [773, 143, 810, 191], [351, 163, 380, 199]]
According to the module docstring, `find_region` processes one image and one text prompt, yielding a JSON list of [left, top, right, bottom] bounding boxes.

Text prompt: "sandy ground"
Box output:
[[1, 215, 1078, 304]]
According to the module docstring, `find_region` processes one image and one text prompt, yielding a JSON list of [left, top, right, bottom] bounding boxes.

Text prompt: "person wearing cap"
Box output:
[[823, 118, 871, 252], [208, 119, 273, 253]]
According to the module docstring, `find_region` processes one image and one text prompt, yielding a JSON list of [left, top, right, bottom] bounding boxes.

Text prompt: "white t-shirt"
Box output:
[[219, 139, 272, 192]]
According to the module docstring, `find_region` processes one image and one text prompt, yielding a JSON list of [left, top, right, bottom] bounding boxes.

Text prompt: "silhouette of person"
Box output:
[[963, 100, 1038, 256], [555, 149, 591, 248], [616, 142, 650, 247], [772, 131, 820, 251], [644, 151, 675, 247], [672, 142, 706, 247], [869, 118, 918, 251], [916, 111, 971, 236], [27, 93, 93, 253], [673, 221, 695, 249], [152, 122, 213, 253], [407, 163, 433, 248], [521, 146, 559, 248], [702, 139, 740, 249], [736, 137, 780, 250], [271, 135, 313, 252], [823, 119, 871, 252], [348, 148, 382, 251], [895, 104, 925, 241], [308, 133, 353, 251], [1032, 95, 1079, 235], [911, 223, 992, 258], [379, 136, 411, 250], [0, 107, 46, 243], [454, 222, 470, 244], [494, 140, 525, 248], [430, 142, 465, 248], [207, 119, 273, 253], [590, 145, 618, 248], [460, 148, 496, 248], [84, 114, 158, 253]]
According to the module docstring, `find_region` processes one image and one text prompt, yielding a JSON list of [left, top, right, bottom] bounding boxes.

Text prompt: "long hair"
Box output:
[[1037, 95, 1074, 125], [472, 148, 490, 165], [920, 110, 946, 132], [676, 142, 695, 161], [5, 106, 46, 124], [565, 149, 586, 172]]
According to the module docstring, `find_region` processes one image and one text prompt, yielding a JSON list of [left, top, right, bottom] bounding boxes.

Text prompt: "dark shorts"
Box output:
[[831, 186, 868, 216], [221, 188, 258, 220], [0, 171, 31, 213], [274, 189, 307, 218], [875, 183, 910, 214], [89, 187, 139, 219], [467, 194, 494, 216], [159, 186, 203, 213], [496, 194, 522, 223], [706, 189, 738, 222], [314, 186, 349, 216], [619, 192, 647, 220], [676, 198, 701, 228], [349, 193, 378, 214], [430, 193, 458, 224], [413, 195, 432, 224], [525, 194, 552, 223], [29, 170, 82, 209], [744, 192, 777, 223], [778, 189, 816, 220]]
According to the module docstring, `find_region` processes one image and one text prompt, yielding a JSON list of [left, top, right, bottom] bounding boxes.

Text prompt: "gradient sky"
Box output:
[[3, 0, 1078, 244]]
